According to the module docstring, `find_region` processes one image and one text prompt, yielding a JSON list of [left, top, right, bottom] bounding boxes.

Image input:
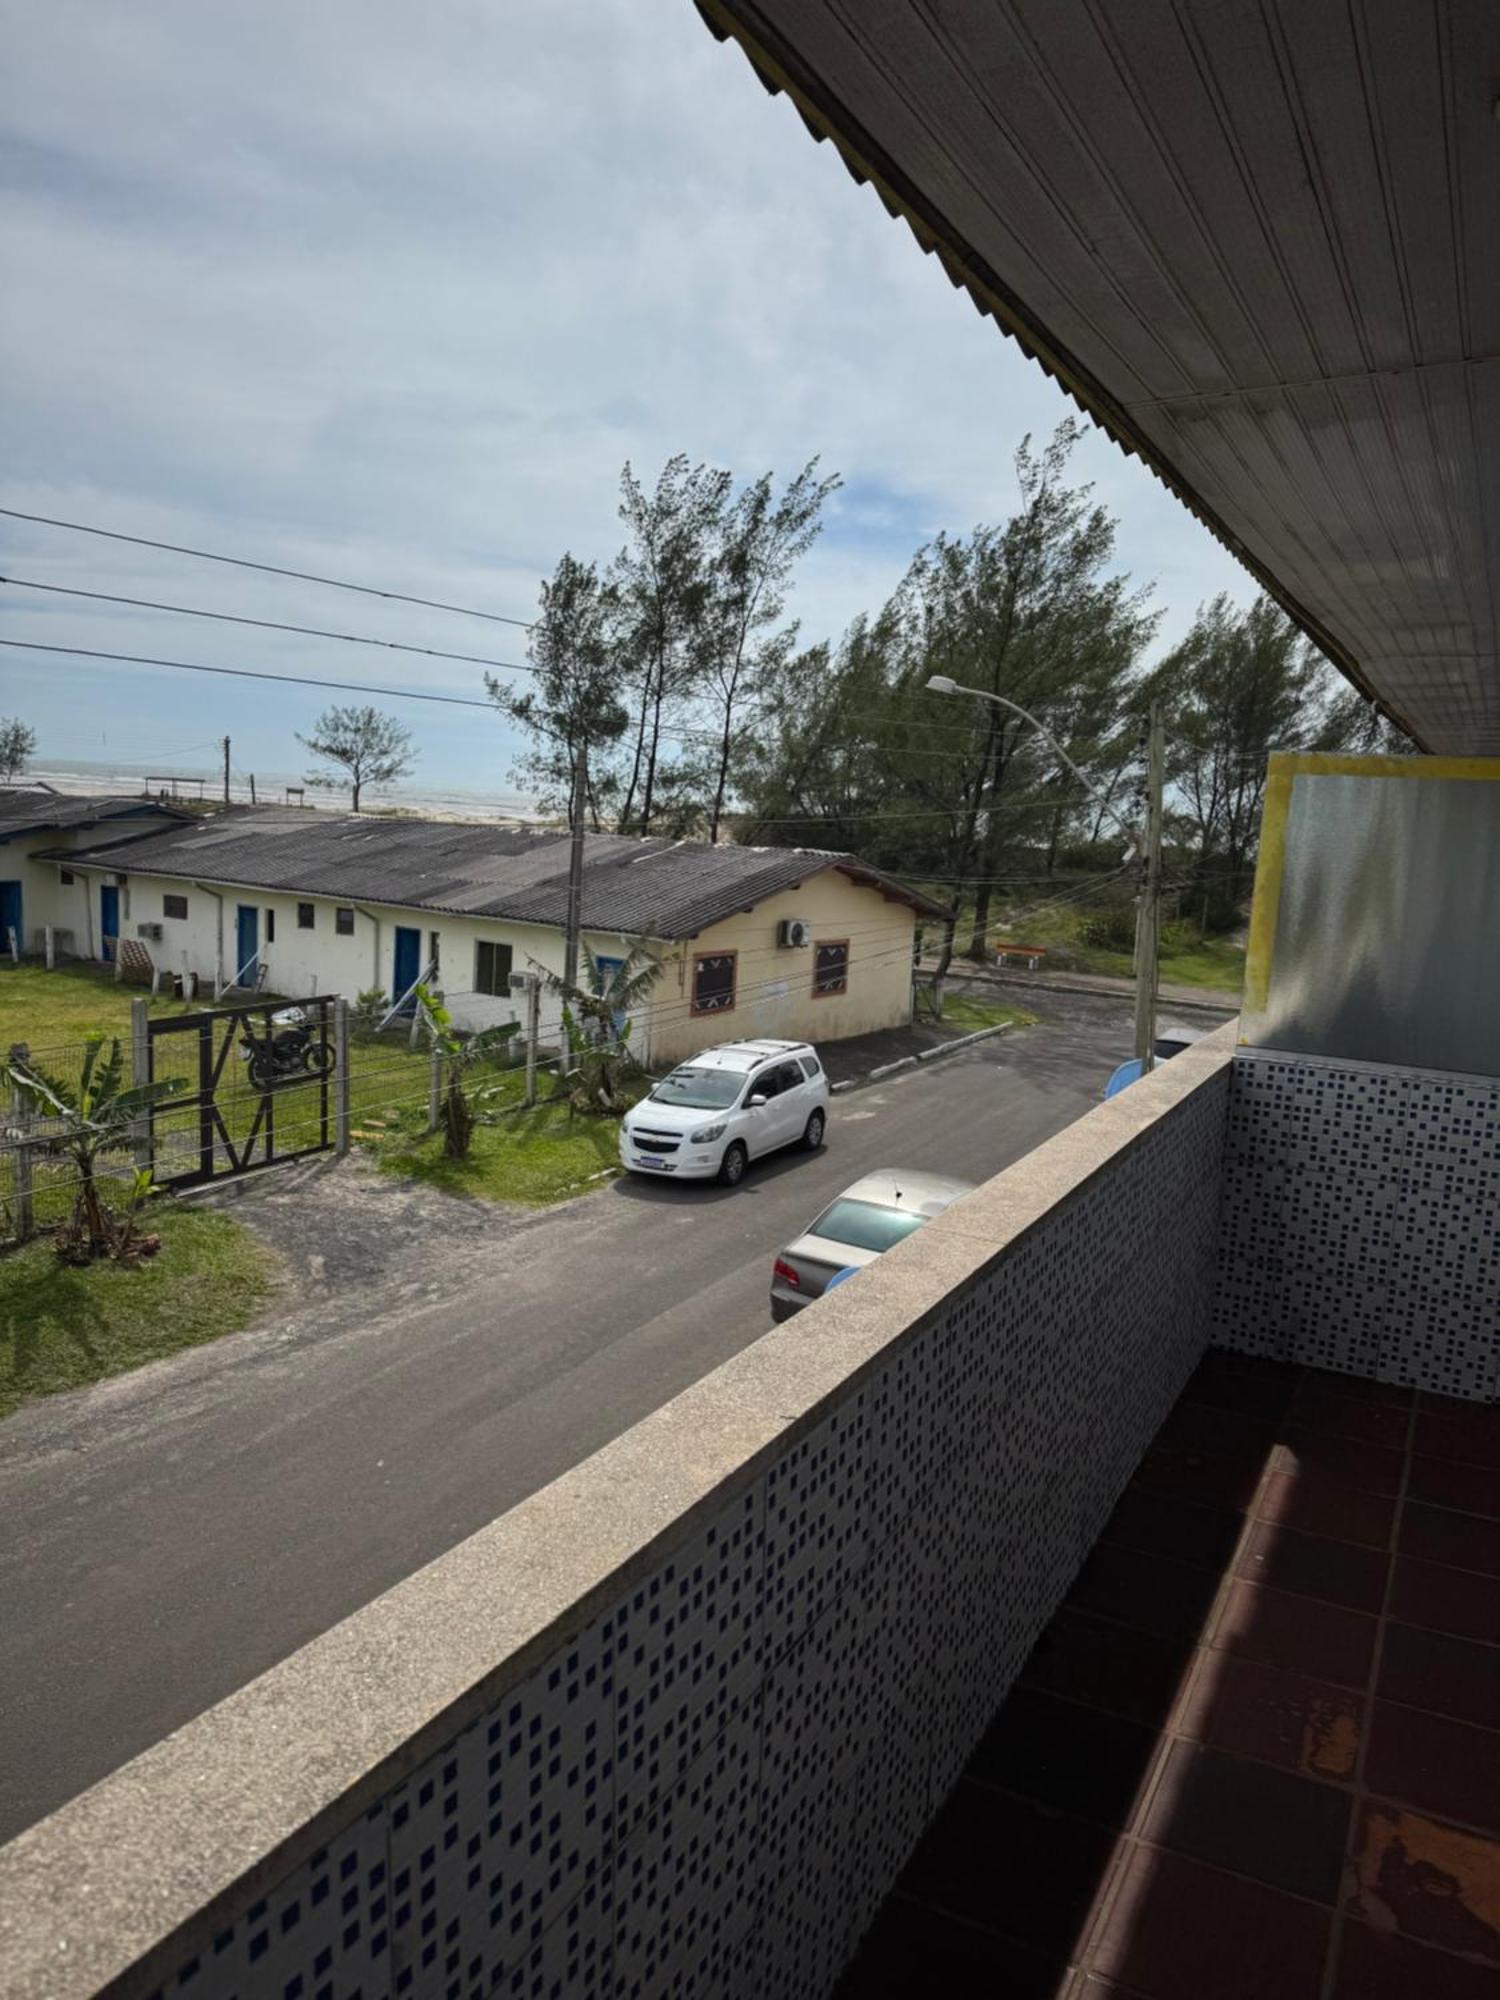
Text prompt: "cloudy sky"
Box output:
[[1, 0, 1251, 802]]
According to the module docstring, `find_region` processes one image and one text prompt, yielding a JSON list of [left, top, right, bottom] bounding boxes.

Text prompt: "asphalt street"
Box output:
[[0, 996, 1131, 1840]]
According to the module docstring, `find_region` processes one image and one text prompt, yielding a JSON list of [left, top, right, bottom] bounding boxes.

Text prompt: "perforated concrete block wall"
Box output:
[[134, 1069, 1229, 2000], [1213, 1050, 1500, 1402]]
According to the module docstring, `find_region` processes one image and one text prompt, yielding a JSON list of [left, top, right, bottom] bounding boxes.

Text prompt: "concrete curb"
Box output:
[[830, 1020, 1015, 1095]]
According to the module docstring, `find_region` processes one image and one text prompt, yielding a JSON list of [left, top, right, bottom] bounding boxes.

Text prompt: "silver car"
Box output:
[[770, 1168, 976, 1321]]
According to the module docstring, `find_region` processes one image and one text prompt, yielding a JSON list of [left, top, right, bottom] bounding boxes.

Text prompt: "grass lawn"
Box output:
[[939, 995, 1039, 1034], [0, 959, 472, 1189], [0, 1204, 277, 1418], [924, 898, 1246, 997], [376, 1101, 624, 1206]]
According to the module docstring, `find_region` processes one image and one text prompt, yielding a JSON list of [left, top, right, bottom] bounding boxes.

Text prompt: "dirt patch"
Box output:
[[193, 1150, 534, 1332]]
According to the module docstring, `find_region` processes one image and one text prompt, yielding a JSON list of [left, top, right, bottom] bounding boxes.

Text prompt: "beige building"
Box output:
[[42, 806, 947, 1065]]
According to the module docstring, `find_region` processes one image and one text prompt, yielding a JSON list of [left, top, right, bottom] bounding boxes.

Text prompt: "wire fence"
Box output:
[[0, 1015, 582, 1250]]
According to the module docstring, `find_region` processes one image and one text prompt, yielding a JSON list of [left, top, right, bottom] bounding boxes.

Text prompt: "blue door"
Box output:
[[0, 882, 20, 957], [235, 904, 259, 982], [393, 926, 421, 1010], [594, 955, 627, 1039], [99, 884, 119, 963]]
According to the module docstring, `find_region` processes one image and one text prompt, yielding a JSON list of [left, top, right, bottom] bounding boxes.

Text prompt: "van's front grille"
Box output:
[[631, 1130, 682, 1154]]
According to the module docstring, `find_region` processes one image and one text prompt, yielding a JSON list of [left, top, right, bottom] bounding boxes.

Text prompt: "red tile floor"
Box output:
[[836, 1350, 1500, 1999]]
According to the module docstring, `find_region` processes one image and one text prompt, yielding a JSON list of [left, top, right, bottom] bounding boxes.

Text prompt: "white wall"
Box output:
[[48, 865, 651, 1046]]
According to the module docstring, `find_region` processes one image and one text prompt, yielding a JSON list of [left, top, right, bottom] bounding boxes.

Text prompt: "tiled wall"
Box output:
[[1213, 1050, 1500, 1403], [136, 1064, 1230, 2000]]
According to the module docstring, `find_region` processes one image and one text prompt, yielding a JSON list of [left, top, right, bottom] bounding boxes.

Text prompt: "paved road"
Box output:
[[0, 998, 1130, 1841]]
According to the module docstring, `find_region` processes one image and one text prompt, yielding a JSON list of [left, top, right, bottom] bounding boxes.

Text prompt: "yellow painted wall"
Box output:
[[646, 869, 917, 1068]]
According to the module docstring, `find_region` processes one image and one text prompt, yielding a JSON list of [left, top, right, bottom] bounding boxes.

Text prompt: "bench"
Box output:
[[995, 943, 1048, 970]]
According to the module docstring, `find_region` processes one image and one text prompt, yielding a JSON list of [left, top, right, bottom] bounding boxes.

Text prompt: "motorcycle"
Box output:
[[238, 1007, 334, 1090]]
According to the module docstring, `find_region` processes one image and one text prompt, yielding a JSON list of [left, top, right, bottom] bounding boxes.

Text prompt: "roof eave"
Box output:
[[694, 0, 1425, 750]]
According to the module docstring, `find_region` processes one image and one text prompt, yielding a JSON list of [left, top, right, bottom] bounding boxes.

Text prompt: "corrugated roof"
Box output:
[[697, 1, 1500, 755], [61, 808, 949, 935], [0, 790, 185, 842]]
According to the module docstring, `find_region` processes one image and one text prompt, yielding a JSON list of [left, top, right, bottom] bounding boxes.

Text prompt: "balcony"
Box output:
[[0, 1022, 1495, 2000], [839, 1348, 1500, 1999]]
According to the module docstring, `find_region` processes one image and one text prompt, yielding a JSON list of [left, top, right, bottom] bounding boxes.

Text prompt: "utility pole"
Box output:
[[222, 736, 231, 806], [561, 741, 587, 997], [524, 973, 540, 1107], [1132, 701, 1165, 1073]]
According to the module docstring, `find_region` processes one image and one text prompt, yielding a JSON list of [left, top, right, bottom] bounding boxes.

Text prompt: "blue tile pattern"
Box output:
[[1213, 1051, 1500, 1402], [147, 1063, 1230, 2000]]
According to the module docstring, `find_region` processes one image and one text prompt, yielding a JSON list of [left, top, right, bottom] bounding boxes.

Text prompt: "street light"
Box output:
[[923, 673, 1165, 1072]]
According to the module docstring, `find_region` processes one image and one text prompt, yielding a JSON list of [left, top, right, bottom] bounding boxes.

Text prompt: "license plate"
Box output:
[[634, 1155, 671, 1170]]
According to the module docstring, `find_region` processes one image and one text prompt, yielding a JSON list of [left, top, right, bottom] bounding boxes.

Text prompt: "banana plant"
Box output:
[[2, 1033, 187, 1262], [413, 986, 520, 1157], [535, 937, 665, 1115]]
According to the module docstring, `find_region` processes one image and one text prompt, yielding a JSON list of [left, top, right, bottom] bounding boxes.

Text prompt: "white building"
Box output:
[[37, 805, 948, 1065]]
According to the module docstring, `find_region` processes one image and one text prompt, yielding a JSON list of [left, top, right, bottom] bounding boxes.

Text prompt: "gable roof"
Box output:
[[0, 789, 188, 844], [59, 808, 950, 936]]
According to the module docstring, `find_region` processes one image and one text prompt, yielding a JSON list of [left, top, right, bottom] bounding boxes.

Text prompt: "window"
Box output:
[[475, 940, 513, 996], [265, 909, 276, 943], [60, 869, 75, 886], [692, 951, 737, 1017], [297, 902, 315, 930], [807, 1198, 928, 1255], [813, 939, 849, 997], [163, 893, 188, 920], [799, 1055, 822, 1080], [335, 907, 355, 936]]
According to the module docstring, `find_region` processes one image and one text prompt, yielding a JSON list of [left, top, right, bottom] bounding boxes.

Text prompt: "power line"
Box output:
[[0, 575, 538, 681], [0, 507, 535, 630], [0, 637, 498, 711]]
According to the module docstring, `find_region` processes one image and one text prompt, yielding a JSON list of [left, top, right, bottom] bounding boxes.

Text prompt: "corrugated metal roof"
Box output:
[[61, 808, 949, 935], [697, 0, 1500, 754], [0, 790, 184, 842]]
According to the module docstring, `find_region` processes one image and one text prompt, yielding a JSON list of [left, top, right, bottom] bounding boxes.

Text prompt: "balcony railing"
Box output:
[[2, 1024, 1495, 2000]]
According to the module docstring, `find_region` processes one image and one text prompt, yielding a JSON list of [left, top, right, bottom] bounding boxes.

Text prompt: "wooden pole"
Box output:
[[1132, 702, 1165, 1073], [222, 736, 231, 805], [333, 997, 350, 1158]]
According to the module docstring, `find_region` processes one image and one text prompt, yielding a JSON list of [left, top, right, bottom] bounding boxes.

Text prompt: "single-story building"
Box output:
[[39, 807, 950, 1064], [0, 789, 190, 960]]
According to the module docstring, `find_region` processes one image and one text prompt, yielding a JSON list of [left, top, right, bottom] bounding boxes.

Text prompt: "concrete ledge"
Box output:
[[0, 1023, 1239, 1999]]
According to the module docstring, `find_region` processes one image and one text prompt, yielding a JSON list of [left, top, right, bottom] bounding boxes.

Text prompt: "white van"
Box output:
[[619, 1040, 829, 1186]]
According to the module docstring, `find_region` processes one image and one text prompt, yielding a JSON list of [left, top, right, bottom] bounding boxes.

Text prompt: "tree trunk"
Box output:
[[966, 881, 994, 961], [351, 776, 362, 813], [1046, 799, 1065, 875], [708, 706, 734, 844]]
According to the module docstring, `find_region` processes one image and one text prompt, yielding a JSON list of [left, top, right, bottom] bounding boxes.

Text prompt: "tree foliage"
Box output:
[[298, 704, 416, 812], [496, 456, 837, 840], [0, 717, 36, 784], [1144, 593, 1408, 922], [1, 1033, 185, 1262]]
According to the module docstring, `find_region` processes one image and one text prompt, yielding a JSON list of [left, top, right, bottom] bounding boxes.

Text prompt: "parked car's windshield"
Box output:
[[649, 1067, 745, 1111], [808, 1198, 929, 1254]]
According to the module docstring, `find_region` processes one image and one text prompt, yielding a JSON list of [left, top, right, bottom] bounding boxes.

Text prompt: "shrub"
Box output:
[[1078, 904, 1138, 952]]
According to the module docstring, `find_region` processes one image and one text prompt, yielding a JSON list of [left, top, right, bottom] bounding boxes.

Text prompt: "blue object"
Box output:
[[824, 1266, 862, 1292], [99, 883, 119, 963], [0, 880, 21, 956], [594, 954, 628, 1035], [236, 903, 259, 979], [392, 924, 422, 1009], [1104, 1058, 1144, 1099]]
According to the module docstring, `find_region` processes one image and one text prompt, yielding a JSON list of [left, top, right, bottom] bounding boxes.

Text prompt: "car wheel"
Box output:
[[802, 1109, 826, 1150], [718, 1141, 748, 1187]]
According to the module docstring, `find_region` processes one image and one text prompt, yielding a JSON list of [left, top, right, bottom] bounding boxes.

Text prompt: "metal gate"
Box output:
[[146, 996, 338, 1190]]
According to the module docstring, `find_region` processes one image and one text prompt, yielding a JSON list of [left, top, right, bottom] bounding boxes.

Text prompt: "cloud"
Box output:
[[0, 0, 1252, 793]]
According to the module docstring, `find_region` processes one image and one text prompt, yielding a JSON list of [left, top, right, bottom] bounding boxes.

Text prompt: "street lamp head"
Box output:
[[924, 674, 959, 695]]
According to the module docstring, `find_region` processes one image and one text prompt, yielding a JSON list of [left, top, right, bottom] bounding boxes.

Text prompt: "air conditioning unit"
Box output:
[[508, 971, 535, 992], [777, 918, 811, 949], [136, 922, 164, 942]]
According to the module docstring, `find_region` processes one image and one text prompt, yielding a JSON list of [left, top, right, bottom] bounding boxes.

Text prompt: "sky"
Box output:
[[0, 0, 1253, 806]]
